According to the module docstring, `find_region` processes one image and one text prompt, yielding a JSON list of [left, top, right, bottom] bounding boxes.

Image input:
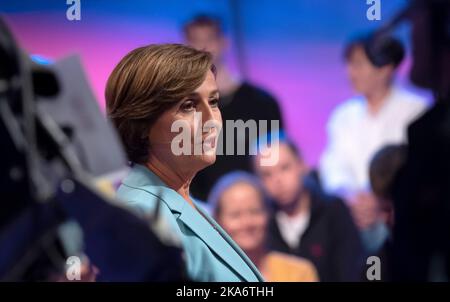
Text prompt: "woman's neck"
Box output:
[[145, 155, 196, 207]]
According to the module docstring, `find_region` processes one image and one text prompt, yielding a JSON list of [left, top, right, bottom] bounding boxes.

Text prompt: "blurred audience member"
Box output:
[[366, 144, 407, 281], [369, 144, 407, 229], [184, 15, 285, 201], [253, 135, 365, 281], [320, 34, 426, 196], [319, 33, 427, 250], [210, 171, 318, 282]]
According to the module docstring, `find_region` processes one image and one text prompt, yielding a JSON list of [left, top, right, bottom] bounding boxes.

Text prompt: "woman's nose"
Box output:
[[201, 101, 214, 119], [241, 216, 259, 231], [273, 173, 283, 185], [201, 102, 221, 133]]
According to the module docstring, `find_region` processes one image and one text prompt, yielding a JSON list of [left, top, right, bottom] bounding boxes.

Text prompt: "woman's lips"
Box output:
[[202, 135, 217, 149]]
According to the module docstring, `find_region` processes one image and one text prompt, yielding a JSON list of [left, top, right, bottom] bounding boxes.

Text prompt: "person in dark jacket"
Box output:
[[253, 134, 365, 281]]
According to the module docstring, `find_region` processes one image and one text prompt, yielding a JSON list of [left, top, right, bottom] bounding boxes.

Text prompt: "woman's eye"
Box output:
[[209, 98, 219, 108], [180, 100, 195, 112]]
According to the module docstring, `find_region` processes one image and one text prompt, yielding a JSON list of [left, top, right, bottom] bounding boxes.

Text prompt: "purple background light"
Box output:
[[1, 0, 429, 165]]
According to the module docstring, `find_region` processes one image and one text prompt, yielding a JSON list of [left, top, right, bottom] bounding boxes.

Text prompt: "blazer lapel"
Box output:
[[122, 165, 262, 282], [193, 203, 265, 282], [177, 202, 258, 282]]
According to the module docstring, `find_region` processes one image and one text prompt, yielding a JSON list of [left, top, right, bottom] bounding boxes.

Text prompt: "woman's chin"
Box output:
[[204, 153, 217, 165], [196, 153, 217, 169], [238, 241, 262, 254]]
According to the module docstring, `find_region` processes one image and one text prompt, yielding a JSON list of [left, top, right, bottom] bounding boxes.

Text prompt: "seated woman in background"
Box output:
[[209, 171, 319, 282]]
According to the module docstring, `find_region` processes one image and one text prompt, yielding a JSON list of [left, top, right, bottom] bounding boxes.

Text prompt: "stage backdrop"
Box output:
[[1, 0, 429, 165]]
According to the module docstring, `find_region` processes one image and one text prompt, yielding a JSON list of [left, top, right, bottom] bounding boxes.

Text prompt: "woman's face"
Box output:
[[148, 70, 222, 174], [216, 182, 268, 253]]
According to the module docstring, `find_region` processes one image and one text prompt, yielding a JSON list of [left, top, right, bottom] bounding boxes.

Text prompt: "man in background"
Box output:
[[183, 15, 285, 201], [254, 135, 365, 281]]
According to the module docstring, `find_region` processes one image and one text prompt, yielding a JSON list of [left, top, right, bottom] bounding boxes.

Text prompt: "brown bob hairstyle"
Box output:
[[106, 43, 216, 164]]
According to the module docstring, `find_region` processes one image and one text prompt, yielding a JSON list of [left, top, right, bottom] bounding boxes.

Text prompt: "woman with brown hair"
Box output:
[[106, 44, 263, 282]]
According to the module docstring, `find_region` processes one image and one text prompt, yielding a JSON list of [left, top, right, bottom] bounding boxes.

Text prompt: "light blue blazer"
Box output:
[[116, 164, 264, 282]]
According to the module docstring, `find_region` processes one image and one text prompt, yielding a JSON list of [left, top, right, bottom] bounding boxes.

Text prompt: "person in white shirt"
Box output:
[[319, 33, 427, 252]]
